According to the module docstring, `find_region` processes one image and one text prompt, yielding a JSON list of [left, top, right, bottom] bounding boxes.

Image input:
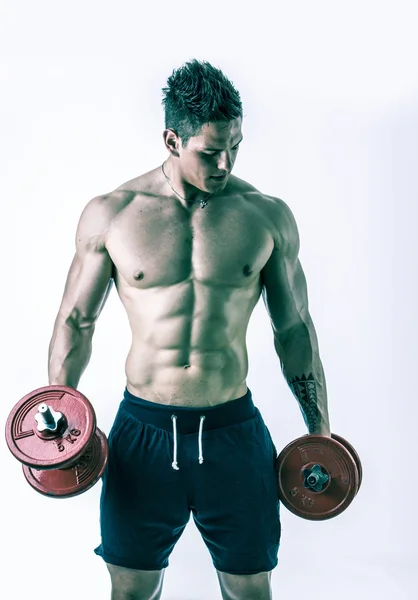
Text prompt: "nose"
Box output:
[[217, 150, 233, 173]]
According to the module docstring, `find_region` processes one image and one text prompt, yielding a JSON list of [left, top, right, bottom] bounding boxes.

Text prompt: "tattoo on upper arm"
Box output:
[[288, 373, 319, 432]]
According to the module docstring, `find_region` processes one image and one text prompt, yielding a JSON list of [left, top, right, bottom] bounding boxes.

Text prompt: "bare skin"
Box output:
[[48, 118, 330, 599]]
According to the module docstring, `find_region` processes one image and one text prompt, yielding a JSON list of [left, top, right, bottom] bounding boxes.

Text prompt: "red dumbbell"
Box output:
[[276, 433, 362, 520], [5, 386, 108, 498]]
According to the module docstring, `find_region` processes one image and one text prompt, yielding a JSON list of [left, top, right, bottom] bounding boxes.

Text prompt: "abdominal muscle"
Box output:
[[120, 286, 256, 407]]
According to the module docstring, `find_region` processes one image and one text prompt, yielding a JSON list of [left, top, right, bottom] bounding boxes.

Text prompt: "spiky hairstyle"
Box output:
[[162, 59, 243, 147]]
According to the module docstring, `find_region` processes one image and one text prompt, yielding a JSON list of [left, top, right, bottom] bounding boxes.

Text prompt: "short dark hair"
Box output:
[[162, 59, 243, 147]]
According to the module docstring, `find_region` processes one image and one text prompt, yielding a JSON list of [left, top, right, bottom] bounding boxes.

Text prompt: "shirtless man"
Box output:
[[48, 60, 331, 600]]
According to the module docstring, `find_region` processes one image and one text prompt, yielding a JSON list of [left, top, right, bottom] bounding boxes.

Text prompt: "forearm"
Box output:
[[48, 318, 94, 389], [274, 321, 331, 435]]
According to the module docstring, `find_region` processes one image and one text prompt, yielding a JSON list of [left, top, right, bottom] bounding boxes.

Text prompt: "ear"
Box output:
[[163, 129, 181, 158]]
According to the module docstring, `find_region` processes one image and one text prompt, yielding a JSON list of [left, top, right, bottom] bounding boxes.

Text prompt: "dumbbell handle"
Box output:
[[302, 464, 329, 492], [34, 403, 65, 433]]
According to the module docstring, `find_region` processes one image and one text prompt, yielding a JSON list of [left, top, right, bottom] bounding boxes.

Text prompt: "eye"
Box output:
[[205, 144, 240, 156]]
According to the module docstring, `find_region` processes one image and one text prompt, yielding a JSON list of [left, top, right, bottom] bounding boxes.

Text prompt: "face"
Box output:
[[177, 118, 243, 193]]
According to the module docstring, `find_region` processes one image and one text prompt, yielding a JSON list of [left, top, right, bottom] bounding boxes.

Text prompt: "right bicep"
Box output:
[[55, 198, 114, 327]]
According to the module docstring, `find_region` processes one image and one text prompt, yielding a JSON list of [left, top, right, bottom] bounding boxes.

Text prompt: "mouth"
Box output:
[[211, 174, 228, 181]]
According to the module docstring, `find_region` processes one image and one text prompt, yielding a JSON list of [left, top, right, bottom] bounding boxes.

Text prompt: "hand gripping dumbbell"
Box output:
[[275, 433, 362, 520], [5, 386, 108, 498]]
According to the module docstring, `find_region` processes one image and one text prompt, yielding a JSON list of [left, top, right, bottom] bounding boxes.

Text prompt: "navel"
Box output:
[[243, 264, 253, 277]]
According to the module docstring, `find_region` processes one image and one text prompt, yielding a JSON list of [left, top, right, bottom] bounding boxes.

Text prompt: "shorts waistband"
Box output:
[[122, 387, 256, 434]]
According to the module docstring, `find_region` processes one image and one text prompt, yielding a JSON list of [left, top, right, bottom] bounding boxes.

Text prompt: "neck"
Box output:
[[162, 159, 211, 206]]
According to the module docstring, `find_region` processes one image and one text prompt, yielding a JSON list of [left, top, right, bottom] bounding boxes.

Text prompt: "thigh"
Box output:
[[95, 406, 191, 570], [191, 409, 281, 575]]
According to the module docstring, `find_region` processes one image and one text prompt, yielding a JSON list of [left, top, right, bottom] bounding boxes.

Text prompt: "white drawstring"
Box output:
[[198, 415, 206, 464], [171, 414, 206, 469], [171, 415, 179, 470]]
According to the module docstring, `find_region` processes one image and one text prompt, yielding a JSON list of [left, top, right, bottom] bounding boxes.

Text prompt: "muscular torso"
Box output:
[[104, 170, 280, 407]]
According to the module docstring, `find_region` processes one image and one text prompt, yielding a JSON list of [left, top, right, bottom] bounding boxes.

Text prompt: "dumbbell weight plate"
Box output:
[[5, 386, 96, 469], [331, 433, 362, 491], [22, 428, 108, 498], [276, 435, 359, 521]]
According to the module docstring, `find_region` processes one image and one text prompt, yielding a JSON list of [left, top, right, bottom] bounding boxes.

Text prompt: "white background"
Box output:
[[2, 1, 417, 598]]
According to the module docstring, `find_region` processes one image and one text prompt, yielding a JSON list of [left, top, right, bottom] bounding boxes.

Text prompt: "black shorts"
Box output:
[[94, 387, 281, 575]]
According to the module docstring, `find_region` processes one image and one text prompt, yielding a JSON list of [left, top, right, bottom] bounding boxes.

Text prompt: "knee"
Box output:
[[217, 571, 272, 600], [107, 564, 165, 600]]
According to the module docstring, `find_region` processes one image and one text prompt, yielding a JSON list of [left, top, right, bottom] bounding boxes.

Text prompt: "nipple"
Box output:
[[133, 270, 145, 281]]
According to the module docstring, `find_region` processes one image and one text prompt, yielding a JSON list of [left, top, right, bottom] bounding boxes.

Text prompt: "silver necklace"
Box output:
[[161, 162, 210, 209]]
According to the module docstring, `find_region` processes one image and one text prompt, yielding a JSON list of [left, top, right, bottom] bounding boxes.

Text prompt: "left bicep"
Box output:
[[261, 201, 311, 337]]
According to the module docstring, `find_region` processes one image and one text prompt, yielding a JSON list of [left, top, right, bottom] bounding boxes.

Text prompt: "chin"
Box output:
[[208, 176, 228, 190]]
